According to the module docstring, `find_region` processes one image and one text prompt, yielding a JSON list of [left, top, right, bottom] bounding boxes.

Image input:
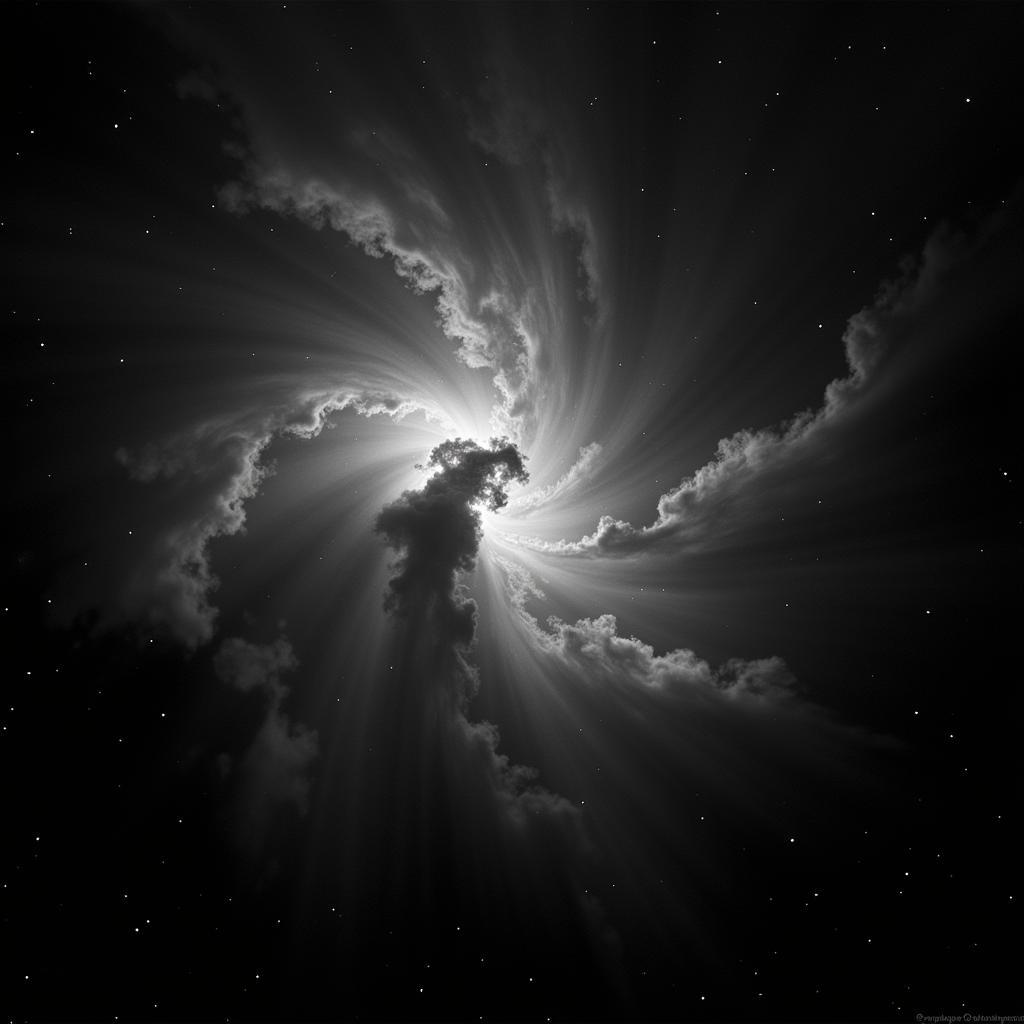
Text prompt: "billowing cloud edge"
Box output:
[[115, 387, 445, 649], [515, 207, 1013, 557]]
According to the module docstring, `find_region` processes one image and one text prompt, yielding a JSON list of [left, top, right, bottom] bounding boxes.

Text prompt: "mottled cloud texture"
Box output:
[[550, 615, 797, 703], [213, 635, 318, 850], [497, 556, 798, 708]]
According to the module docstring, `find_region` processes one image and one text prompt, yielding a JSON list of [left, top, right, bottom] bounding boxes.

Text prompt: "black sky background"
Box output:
[[3, 3, 1023, 1022]]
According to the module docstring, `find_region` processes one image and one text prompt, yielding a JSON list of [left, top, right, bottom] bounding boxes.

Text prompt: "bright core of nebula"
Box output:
[[94, 67, 1012, 854], [17, 8, 1020, 1014]]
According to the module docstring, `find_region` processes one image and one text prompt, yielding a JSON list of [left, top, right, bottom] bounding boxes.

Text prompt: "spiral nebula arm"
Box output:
[[6, 3, 1022, 1019]]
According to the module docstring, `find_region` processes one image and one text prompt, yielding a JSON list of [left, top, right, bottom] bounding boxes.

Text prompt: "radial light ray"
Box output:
[[5, 4, 1022, 1021]]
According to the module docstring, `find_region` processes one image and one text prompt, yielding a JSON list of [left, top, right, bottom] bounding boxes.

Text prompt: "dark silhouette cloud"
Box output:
[[375, 438, 576, 822], [376, 437, 527, 643]]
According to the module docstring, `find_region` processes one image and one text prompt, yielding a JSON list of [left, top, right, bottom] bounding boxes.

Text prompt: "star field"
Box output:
[[3, 3, 1023, 1022]]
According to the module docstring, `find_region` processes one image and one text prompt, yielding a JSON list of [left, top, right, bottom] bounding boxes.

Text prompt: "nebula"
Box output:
[[5, 3, 1022, 1021]]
